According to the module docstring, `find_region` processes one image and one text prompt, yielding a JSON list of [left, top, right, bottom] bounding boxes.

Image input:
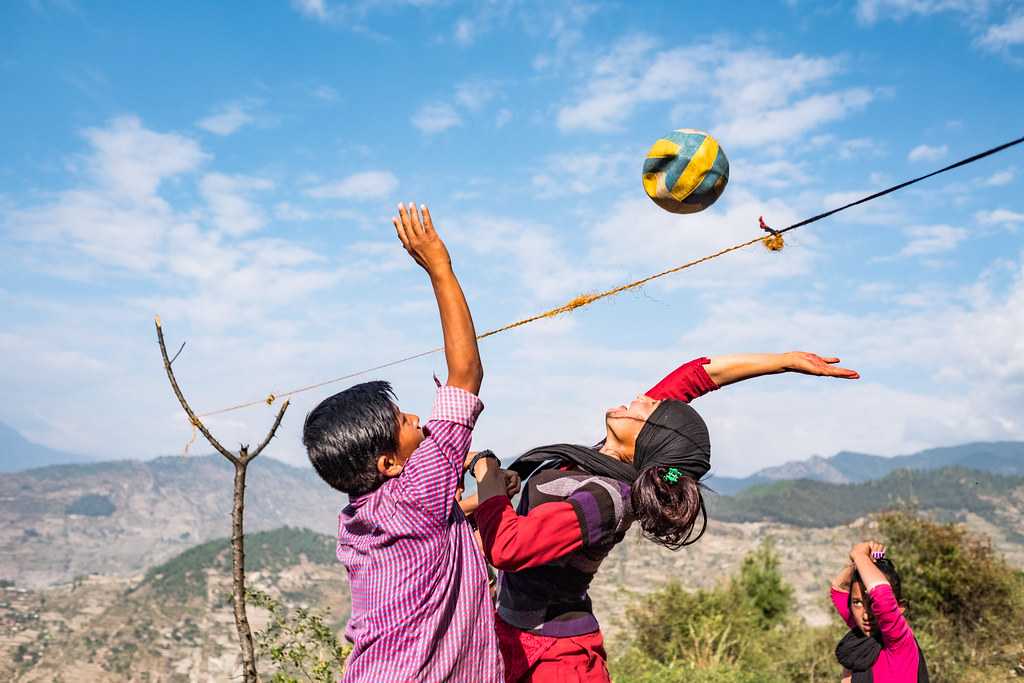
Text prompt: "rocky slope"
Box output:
[[0, 455, 343, 587]]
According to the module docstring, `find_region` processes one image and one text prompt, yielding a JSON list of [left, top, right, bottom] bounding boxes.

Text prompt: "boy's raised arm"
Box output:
[[394, 203, 483, 395]]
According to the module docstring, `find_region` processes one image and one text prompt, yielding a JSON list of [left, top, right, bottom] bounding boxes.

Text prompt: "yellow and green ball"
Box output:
[[642, 129, 729, 214]]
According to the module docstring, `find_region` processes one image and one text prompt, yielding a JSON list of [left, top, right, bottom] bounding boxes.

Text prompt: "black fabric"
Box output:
[[634, 400, 711, 480], [509, 400, 710, 483], [835, 629, 882, 678], [834, 630, 930, 683]]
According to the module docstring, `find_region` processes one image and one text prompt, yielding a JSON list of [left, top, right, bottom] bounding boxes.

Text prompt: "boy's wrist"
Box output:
[[466, 449, 500, 477]]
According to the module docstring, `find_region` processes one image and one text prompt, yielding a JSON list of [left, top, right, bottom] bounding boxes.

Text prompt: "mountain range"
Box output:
[[706, 441, 1024, 494], [0, 421, 93, 472]]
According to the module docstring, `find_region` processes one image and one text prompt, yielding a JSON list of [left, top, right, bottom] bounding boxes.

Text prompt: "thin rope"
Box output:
[[196, 134, 1024, 418]]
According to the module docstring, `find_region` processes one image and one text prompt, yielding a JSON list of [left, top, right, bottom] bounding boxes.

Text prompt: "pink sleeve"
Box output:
[[831, 587, 857, 630], [646, 357, 719, 402], [869, 583, 914, 651], [398, 384, 483, 521]]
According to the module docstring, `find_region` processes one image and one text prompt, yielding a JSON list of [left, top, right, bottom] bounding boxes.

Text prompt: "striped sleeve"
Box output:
[[565, 480, 629, 548], [397, 384, 483, 521]]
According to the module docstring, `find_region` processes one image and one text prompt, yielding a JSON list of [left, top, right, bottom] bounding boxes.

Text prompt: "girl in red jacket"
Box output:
[[467, 352, 859, 683]]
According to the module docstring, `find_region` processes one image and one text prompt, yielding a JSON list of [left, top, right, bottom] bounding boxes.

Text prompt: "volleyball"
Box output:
[[642, 129, 729, 214]]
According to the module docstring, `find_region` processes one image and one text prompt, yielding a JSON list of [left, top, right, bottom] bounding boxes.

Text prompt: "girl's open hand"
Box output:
[[393, 202, 451, 274], [785, 352, 860, 379]]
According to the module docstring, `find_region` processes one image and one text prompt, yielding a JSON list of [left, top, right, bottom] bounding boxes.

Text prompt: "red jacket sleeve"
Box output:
[[474, 496, 584, 572], [646, 357, 719, 402]]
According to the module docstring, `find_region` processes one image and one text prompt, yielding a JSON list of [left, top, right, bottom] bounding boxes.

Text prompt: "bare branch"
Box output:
[[154, 317, 238, 465], [169, 340, 186, 365], [247, 399, 290, 462]]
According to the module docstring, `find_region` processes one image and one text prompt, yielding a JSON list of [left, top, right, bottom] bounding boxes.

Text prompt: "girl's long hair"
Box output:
[[630, 465, 708, 550]]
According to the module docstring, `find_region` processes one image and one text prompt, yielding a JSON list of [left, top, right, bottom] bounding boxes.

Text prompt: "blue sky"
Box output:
[[2, 0, 1023, 476]]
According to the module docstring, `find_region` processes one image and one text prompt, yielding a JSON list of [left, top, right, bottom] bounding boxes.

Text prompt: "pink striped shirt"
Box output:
[[337, 383, 502, 682]]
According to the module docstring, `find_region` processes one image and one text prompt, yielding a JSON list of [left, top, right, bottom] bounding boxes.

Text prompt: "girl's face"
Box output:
[[849, 582, 874, 636], [603, 395, 661, 461]]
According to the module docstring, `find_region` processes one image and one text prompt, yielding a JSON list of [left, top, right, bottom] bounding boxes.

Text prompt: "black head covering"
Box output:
[[509, 399, 711, 484], [634, 400, 710, 479]]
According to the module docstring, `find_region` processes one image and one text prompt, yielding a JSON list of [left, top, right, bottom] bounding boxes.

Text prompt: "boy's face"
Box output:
[[377, 409, 425, 477], [395, 410, 426, 460]]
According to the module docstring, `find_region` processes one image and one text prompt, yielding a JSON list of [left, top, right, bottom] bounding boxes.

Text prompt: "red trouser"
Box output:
[[495, 617, 611, 683]]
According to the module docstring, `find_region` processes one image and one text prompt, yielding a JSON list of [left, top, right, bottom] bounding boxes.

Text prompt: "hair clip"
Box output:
[[871, 550, 885, 560], [662, 466, 682, 484]]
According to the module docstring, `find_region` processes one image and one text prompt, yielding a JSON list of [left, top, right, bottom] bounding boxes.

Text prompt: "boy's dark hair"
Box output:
[[849, 557, 906, 613], [630, 466, 708, 550], [302, 381, 399, 496]]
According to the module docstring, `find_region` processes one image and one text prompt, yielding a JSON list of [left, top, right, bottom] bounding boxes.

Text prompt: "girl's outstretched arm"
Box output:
[[704, 352, 859, 387]]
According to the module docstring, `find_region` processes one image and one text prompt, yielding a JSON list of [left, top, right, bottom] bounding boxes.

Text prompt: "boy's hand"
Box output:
[[393, 203, 451, 275]]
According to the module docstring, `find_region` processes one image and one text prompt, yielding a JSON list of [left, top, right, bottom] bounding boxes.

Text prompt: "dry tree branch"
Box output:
[[155, 316, 290, 683]]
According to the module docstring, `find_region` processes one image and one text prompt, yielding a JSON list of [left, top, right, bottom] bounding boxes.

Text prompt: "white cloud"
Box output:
[[197, 102, 256, 136], [446, 214, 619, 302], [732, 160, 811, 190], [453, 17, 475, 45], [716, 89, 873, 148], [199, 173, 274, 236], [411, 102, 462, 134], [312, 84, 339, 101], [555, 39, 872, 147], [304, 170, 399, 199], [453, 80, 499, 112], [976, 208, 1024, 224], [495, 108, 513, 128], [856, 0, 994, 24], [980, 167, 1016, 186], [907, 143, 948, 162], [586, 188, 820, 290], [978, 13, 1024, 49], [83, 115, 208, 201], [899, 224, 969, 256], [292, 0, 328, 21], [837, 137, 884, 160], [530, 150, 633, 199]]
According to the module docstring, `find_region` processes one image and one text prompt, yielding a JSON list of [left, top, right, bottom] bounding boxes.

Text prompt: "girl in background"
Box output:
[[831, 541, 929, 682]]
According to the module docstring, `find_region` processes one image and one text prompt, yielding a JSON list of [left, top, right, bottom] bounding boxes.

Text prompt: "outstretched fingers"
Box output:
[[421, 204, 435, 234]]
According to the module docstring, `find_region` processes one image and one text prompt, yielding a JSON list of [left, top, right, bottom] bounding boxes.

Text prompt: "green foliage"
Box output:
[[612, 516, 1024, 683], [711, 467, 1022, 530], [619, 541, 795, 677], [735, 541, 793, 629], [249, 589, 350, 683], [65, 493, 116, 517]]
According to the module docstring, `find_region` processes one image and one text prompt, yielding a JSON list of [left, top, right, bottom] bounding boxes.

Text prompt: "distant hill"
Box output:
[[0, 421, 93, 472], [707, 441, 1024, 495], [0, 454, 343, 587], [710, 466, 1024, 537], [1, 526, 348, 682]]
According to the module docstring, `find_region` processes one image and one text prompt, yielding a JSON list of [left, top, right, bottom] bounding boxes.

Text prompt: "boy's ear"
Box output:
[[377, 453, 405, 478]]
